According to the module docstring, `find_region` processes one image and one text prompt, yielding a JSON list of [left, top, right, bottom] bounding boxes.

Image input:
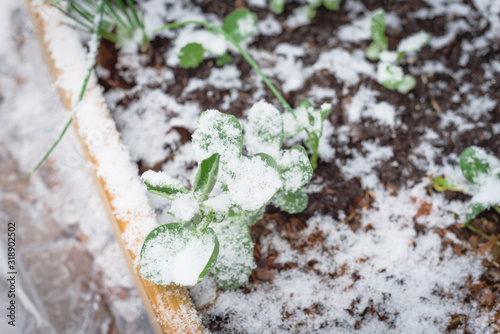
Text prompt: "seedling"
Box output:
[[366, 9, 430, 94], [282, 99, 333, 170], [433, 147, 500, 237], [270, 0, 340, 19], [140, 101, 315, 289], [48, 0, 149, 51], [178, 9, 257, 69]]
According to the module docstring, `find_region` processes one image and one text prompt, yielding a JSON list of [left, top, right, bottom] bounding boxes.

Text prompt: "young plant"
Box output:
[[178, 9, 257, 69], [48, 0, 149, 51], [270, 0, 341, 19], [140, 101, 315, 289], [366, 9, 430, 94], [140, 106, 284, 288], [281, 99, 333, 170], [433, 147, 500, 237]]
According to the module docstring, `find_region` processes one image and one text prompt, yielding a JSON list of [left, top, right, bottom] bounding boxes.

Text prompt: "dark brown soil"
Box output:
[[95, 0, 500, 332]]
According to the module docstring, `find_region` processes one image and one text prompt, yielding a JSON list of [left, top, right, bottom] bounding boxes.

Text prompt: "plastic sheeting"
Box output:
[[0, 2, 154, 333]]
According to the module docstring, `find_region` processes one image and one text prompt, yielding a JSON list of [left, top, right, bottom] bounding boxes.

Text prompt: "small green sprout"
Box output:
[[433, 147, 500, 237], [48, 0, 149, 51], [270, 0, 340, 19], [366, 9, 430, 94], [282, 99, 333, 170], [178, 9, 257, 69]]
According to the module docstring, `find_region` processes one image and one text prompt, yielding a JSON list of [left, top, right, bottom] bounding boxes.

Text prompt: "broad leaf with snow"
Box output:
[[192, 109, 243, 165], [222, 9, 257, 44], [433, 146, 500, 227], [211, 214, 255, 290], [366, 9, 388, 61], [140, 223, 219, 286]]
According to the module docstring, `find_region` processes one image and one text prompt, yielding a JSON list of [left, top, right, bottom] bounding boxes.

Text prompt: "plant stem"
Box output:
[[152, 21, 296, 118], [464, 222, 491, 239], [28, 0, 105, 179]]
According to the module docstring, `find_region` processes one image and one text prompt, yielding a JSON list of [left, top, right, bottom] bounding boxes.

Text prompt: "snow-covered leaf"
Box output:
[[140, 223, 219, 286], [227, 154, 282, 211], [141, 170, 189, 200], [178, 42, 205, 69], [211, 216, 254, 290], [377, 62, 404, 90], [397, 31, 430, 55], [244, 100, 283, 158], [273, 188, 309, 214], [396, 75, 416, 94], [278, 146, 313, 193], [222, 9, 257, 44], [192, 110, 243, 164], [193, 153, 220, 202], [460, 147, 492, 185]]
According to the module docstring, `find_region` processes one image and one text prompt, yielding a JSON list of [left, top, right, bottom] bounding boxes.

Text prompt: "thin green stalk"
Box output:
[[51, 5, 94, 31], [114, 0, 135, 30], [465, 222, 491, 239], [152, 21, 295, 118], [28, 0, 106, 179], [102, 0, 128, 30]]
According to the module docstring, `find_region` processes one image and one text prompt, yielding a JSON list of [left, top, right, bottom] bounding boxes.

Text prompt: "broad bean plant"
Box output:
[[366, 9, 430, 94], [433, 147, 500, 237], [140, 101, 314, 289]]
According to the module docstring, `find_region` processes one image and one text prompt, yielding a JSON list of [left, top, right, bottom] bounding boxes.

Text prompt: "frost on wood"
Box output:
[[140, 223, 219, 286]]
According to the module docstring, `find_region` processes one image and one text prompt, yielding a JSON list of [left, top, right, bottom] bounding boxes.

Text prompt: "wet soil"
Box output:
[[95, 0, 500, 332]]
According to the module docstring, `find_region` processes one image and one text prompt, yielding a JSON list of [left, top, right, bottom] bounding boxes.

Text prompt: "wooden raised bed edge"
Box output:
[[24, 1, 206, 333]]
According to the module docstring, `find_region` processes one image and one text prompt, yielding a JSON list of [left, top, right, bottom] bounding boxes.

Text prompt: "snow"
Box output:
[[244, 100, 283, 158], [140, 225, 216, 286], [141, 170, 184, 189], [347, 87, 396, 126]]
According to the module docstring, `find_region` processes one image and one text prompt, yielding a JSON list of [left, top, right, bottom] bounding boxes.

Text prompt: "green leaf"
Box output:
[[323, 0, 340, 10], [222, 9, 258, 44], [371, 9, 388, 52], [140, 223, 219, 286], [396, 75, 416, 94], [366, 42, 383, 61], [320, 103, 333, 122], [273, 188, 309, 214], [193, 154, 220, 202], [465, 203, 485, 224], [278, 145, 313, 192], [377, 62, 404, 90], [300, 98, 313, 109], [141, 170, 189, 200], [244, 206, 265, 226], [244, 100, 284, 158], [216, 53, 233, 67], [269, 0, 286, 14], [460, 147, 491, 185], [178, 43, 205, 69], [192, 110, 243, 164], [308, 0, 322, 9], [211, 216, 254, 290], [306, 7, 317, 20]]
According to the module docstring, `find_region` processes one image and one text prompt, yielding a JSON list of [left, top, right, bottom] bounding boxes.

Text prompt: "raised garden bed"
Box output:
[[30, 0, 500, 332]]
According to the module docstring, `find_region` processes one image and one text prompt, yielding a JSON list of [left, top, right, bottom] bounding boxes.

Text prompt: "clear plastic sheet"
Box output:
[[0, 2, 154, 333]]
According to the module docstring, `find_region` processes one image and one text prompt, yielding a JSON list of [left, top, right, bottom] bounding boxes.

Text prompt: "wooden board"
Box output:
[[24, 1, 206, 333]]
